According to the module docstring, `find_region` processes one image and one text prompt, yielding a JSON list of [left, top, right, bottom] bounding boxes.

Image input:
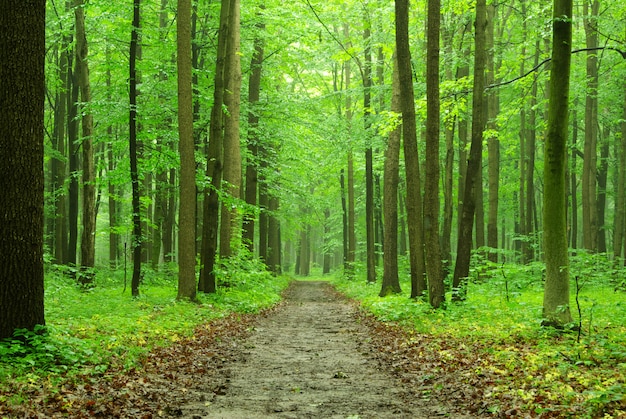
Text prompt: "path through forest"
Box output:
[[181, 281, 467, 418]]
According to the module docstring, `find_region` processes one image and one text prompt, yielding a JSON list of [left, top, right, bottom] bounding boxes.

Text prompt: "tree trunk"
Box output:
[[452, 0, 487, 299], [219, 0, 243, 258], [340, 169, 349, 269], [0, 0, 46, 339], [323, 208, 331, 274], [596, 127, 609, 253], [67, 54, 79, 266], [52, 32, 71, 265], [382, 56, 401, 295], [570, 102, 579, 250], [177, 0, 197, 301], [75, 0, 96, 271], [582, 0, 599, 252], [614, 91, 626, 261], [363, 16, 376, 284], [268, 196, 281, 274], [391, 0, 423, 297], [525, 41, 540, 262], [542, 0, 573, 326], [243, 10, 265, 253], [129, 0, 142, 297], [425, 0, 444, 308], [199, 0, 229, 293], [486, 2, 500, 263]]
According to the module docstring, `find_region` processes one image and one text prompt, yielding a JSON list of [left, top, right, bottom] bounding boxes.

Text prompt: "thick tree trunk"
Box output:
[[75, 1, 96, 271], [0, 0, 46, 339], [177, 0, 197, 301], [542, 0, 573, 326], [382, 57, 401, 295], [453, 0, 487, 299]]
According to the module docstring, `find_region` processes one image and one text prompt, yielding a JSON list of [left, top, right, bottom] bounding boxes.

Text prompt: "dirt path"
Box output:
[[181, 281, 457, 419]]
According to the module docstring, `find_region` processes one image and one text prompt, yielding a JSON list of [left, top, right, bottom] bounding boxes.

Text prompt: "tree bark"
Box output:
[[129, 0, 142, 297], [614, 91, 626, 261], [363, 12, 376, 284], [452, 0, 487, 299], [177, 0, 197, 301], [486, 2, 500, 263], [425, 0, 444, 308], [543, 0, 573, 326], [582, 0, 599, 252], [382, 56, 401, 295], [243, 9, 265, 253], [391, 0, 423, 297], [199, 0, 229, 293], [219, 0, 243, 258], [0, 0, 46, 339], [75, 0, 96, 271]]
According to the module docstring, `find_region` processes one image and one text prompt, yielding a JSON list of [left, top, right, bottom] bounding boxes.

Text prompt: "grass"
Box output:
[[0, 261, 290, 406], [329, 255, 626, 418]]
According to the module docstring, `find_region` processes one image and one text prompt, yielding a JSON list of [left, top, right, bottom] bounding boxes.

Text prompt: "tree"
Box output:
[[387, 0, 422, 297], [219, 0, 243, 259], [452, 0, 487, 299], [177, 0, 197, 301], [382, 57, 401, 295], [129, 0, 142, 297], [0, 0, 46, 339], [75, 0, 96, 272], [425, 0, 444, 308], [199, 0, 229, 293], [542, 0, 573, 326]]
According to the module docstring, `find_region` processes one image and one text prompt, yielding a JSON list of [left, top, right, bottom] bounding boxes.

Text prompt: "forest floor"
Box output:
[[179, 280, 465, 419]]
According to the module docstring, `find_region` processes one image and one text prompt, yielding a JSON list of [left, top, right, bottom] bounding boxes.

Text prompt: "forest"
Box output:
[[1, 0, 626, 417]]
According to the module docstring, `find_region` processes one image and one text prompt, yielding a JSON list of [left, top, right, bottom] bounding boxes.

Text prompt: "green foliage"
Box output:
[[0, 265, 290, 402], [330, 263, 626, 417]]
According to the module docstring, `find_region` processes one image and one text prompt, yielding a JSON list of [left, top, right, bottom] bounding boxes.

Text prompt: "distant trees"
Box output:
[[0, 0, 46, 338], [21, 0, 624, 321]]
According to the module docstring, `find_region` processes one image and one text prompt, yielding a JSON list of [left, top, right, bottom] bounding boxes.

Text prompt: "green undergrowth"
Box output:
[[330, 257, 626, 418], [0, 261, 290, 405]]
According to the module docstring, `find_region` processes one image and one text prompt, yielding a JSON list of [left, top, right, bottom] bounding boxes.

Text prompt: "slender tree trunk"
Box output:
[[323, 208, 331, 274], [486, 2, 500, 263], [525, 41, 541, 262], [0, 0, 46, 339], [219, 0, 242, 258], [391, 0, 423, 297], [363, 13, 376, 284], [67, 54, 79, 266], [452, 0, 487, 299], [199, 0, 228, 292], [177, 0, 197, 301], [614, 91, 626, 261], [52, 33, 70, 265], [425, 0, 443, 308], [582, 0, 599, 252], [129, 0, 142, 297], [268, 196, 281, 274], [570, 103, 579, 250], [340, 169, 349, 269], [543, 0, 573, 326], [382, 57, 401, 294], [243, 11, 265, 252], [75, 0, 96, 271], [596, 127, 609, 253]]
